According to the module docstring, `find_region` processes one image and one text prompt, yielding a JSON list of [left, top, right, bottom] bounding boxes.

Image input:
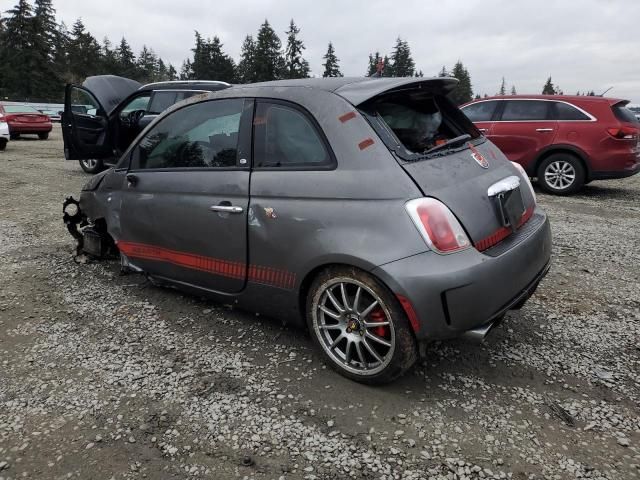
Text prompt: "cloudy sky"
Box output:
[[17, 0, 640, 103]]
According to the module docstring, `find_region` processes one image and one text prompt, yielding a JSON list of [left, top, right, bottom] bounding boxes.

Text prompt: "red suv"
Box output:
[[461, 95, 640, 194]]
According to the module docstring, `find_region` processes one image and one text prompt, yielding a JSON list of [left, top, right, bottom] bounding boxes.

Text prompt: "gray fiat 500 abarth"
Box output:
[[64, 77, 552, 384]]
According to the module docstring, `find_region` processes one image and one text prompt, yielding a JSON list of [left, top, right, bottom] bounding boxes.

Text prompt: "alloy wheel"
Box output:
[[82, 159, 98, 170], [313, 279, 395, 376], [544, 160, 576, 190]]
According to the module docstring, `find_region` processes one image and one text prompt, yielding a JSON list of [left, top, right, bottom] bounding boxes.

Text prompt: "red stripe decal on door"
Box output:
[[117, 241, 296, 289]]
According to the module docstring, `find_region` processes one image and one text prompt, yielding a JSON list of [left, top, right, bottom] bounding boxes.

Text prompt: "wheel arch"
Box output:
[[296, 258, 418, 334], [532, 144, 592, 180]]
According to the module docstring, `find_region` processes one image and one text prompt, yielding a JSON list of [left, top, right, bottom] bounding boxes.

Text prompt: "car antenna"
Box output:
[[599, 86, 613, 97]]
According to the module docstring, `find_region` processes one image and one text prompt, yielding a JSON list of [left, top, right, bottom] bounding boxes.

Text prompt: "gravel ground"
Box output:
[[0, 126, 638, 480]]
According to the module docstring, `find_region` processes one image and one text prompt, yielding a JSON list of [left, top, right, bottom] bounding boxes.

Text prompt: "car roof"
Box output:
[[222, 77, 459, 106], [139, 80, 232, 92], [467, 94, 627, 105]]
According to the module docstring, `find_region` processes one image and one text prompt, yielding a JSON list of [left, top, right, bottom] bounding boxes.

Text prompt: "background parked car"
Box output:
[[0, 120, 9, 150], [62, 75, 231, 173], [461, 95, 640, 194], [38, 109, 62, 122], [0, 103, 53, 140]]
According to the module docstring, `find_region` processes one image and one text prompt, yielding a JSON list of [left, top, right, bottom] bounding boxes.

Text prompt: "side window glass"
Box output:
[[130, 99, 245, 170], [462, 101, 497, 122], [554, 102, 590, 120], [501, 100, 550, 121], [120, 94, 151, 117], [70, 87, 100, 116], [148, 91, 178, 114], [254, 102, 331, 168]]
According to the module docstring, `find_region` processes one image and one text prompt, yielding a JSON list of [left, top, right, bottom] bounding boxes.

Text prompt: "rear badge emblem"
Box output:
[[469, 143, 489, 169]]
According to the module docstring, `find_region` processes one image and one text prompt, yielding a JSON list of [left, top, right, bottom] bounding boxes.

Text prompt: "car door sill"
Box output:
[[148, 273, 245, 298]]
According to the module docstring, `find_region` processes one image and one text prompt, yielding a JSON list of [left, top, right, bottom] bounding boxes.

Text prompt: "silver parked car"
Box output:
[[64, 77, 552, 384]]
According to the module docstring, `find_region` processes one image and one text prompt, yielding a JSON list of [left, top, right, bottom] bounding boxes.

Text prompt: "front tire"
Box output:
[[79, 158, 104, 174], [306, 267, 418, 384], [537, 153, 585, 195], [0, 139, 6, 151], [38, 132, 49, 140]]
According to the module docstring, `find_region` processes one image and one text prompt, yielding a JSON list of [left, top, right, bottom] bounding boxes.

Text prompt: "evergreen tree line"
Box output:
[[0, 1, 597, 104]]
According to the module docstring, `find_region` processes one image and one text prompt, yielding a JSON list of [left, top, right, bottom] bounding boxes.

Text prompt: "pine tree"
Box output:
[[32, 0, 61, 99], [498, 77, 506, 95], [189, 33, 236, 82], [322, 42, 342, 77], [1, 0, 37, 99], [414, 70, 424, 77], [137, 45, 158, 82], [449, 61, 473, 105], [180, 59, 193, 80], [101, 37, 119, 73], [437, 66, 448, 77], [166, 64, 178, 81], [254, 20, 285, 82], [116, 37, 137, 79], [283, 19, 309, 79], [542, 77, 556, 95], [367, 52, 382, 76], [237, 35, 256, 83], [389, 38, 415, 77], [510, 85, 517, 95], [66, 19, 102, 83]]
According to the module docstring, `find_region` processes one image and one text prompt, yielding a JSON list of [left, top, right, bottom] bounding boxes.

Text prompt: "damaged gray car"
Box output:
[[64, 77, 552, 384]]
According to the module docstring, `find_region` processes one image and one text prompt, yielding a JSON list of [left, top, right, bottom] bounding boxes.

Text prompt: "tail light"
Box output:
[[511, 161, 537, 204], [606, 126, 638, 140], [405, 198, 471, 254]]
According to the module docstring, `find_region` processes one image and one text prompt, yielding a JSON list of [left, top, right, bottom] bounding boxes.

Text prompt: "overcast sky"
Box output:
[[8, 0, 640, 103]]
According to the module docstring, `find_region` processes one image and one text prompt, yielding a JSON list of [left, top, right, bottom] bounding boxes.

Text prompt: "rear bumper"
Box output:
[[8, 123, 52, 133], [590, 161, 640, 180], [372, 208, 552, 340]]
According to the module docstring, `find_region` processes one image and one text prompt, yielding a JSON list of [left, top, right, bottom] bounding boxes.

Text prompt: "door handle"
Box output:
[[210, 205, 243, 214], [535, 128, 554, 132], [126, 173, 138, 187]]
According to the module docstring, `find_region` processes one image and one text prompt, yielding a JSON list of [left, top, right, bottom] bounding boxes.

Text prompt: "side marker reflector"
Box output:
[[358, 138, 374, 150], [396, 294, 420, 332], [338, 111, 357, 123]]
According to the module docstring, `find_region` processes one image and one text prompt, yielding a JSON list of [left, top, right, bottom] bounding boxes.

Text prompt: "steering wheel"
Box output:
[[121, 109, 146, 128]]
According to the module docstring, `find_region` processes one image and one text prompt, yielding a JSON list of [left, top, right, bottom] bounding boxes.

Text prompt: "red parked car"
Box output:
[[0, 104, 53, 140], [461, 95, 640, 194]]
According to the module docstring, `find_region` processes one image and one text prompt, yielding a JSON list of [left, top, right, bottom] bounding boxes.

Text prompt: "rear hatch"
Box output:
[[349, 78, 536, 249]]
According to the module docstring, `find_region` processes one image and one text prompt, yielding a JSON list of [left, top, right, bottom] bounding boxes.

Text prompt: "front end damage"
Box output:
[[63, 195, 114, 259]]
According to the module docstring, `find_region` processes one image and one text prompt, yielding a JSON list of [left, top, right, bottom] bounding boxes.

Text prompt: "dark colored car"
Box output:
[[461, 95, 640, 194], [62, 75, 231, 173], [0, 103, 53, 140], [64, 77, 552, 383]]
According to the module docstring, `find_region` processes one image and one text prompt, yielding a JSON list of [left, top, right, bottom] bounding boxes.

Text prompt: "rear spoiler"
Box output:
[[334, 77, 459, 107]]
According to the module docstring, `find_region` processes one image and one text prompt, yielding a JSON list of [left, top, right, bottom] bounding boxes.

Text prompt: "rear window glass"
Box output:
[[362, 93, 480, 157], [3, 105, 40, 113], [612, 103, 639, 124], [501, 100, 550, 121], [553, 102, 590, 120], [254, 102, 332, 168], [462, 101, 498, 122]]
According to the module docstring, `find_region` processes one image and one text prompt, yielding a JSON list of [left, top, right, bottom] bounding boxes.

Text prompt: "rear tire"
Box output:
[[537, 153, 585, 195], [0, 139, 6, 151], [38, 132, 49, 140], [79, 158, 104, 174], [306, 266, 418, 384]]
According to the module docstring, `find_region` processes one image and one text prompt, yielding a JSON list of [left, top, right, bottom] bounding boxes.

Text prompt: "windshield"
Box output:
[[3, 105, 40, 113], [361, 92, 481, 160]]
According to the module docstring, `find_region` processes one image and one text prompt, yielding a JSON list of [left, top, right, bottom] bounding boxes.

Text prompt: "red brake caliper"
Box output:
[[368, 307, 389, 338]]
